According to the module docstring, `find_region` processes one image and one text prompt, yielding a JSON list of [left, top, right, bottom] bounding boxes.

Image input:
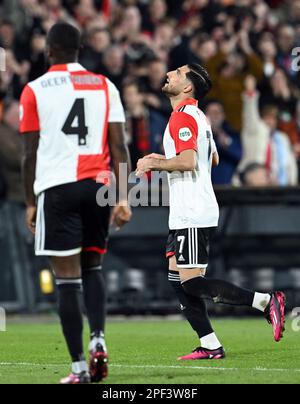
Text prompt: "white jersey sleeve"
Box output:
[[106, 79, 126, 123]]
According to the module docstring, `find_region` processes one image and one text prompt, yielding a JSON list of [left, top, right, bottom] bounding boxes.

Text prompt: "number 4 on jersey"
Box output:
[[62, 99, 88, 146]]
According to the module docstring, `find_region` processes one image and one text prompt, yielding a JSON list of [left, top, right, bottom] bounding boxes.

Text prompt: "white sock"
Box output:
[[72, 361, 88, 374], [200, 332, 222, 350], [252, 292, 271, 313], [89, 334, 107, 353]]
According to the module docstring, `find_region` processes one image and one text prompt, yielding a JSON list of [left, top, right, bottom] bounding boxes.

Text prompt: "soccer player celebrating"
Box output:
[[20, 23, 132, 383], [136, 64, 286, 360]]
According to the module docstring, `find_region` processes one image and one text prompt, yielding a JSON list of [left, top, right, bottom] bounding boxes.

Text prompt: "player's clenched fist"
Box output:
[[136, 157, 153, 177], [110, 202, 132, 230]]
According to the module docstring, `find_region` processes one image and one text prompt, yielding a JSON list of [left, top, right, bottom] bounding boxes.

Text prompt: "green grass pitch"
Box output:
[[0, 318, 299, 384]]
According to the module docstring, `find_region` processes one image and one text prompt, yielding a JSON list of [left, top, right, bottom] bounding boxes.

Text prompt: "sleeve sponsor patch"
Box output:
[[178, 127, 193, 142]]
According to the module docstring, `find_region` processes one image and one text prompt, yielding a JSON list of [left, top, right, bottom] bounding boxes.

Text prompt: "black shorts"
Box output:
[[166, 228, 214, 269], [35, 179, 110, 257]]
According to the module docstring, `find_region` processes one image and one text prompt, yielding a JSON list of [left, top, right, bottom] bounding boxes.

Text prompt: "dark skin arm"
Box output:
[[21, 131, 40, 234], [108, 122, 132, 228]]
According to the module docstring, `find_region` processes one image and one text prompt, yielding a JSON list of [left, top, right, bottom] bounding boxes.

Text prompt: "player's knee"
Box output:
[[54, 269, 81, 279], [81, 251, 103, 271], [50, 256, 81, 279]]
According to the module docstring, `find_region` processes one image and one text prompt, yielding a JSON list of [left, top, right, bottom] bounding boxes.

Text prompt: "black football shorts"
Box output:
[[166, 228, 214, 269], [35, 179, 110, 257]]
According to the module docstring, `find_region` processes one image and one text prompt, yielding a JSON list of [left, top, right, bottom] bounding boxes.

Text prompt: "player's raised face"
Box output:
[[162, 65, 192, 97]]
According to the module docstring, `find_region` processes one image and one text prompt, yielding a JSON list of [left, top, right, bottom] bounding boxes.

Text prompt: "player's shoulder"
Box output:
[[183, 104, 206, 119], [185, 105, 211, 128], [172, 104, 201, 121], [23, 70, 56, 95], [20, 75, 47, 102], [104, 76, 121, 93], [171, 105, 200, 125], [23, 75, 45, 92]]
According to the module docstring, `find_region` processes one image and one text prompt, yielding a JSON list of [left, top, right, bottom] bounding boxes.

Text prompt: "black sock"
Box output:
[[56, 278, 84, 363], [169, 271, 214, 338], [82, 266, 106, 337], [182, 276, 254, 307]]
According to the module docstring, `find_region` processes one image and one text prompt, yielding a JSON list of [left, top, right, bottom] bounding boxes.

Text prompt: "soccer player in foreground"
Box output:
[[136, 64, 286, 360], [20, 23, 132, 383]]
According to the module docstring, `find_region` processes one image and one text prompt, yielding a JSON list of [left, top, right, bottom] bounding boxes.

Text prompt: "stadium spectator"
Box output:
[[205, 30, 264, 132], [143, 0, 168, 33], [0, 0, 45, 36], [294, 101, 300, 176], [0, 19, 15, 49], [276, 25, 299, 86], [141, 58, 170, 117], [141, 58, 170, 153], [0, 101, 23, 202], [237, 75, 298, 186], [240, 163, 275, 187], [189, 34, 218, 65], [170, 32, 217, 72], [260, 68, 300, 146], [100, 44, 126, 89], [205, 100, 242, 185], [152, 20, 177, 62], [73, 0, 98, 27], [28, 30, 47, 82], [288, 0, 300, 27], [123, 80, 151, 167], [80, 28, 111, 73], [0, 20, 30, 99], [257, 33, 278, 79], [116, 5, 143, 43]]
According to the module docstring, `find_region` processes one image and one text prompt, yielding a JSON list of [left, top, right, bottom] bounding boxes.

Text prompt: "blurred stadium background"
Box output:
[[0, 0, 300, 316]]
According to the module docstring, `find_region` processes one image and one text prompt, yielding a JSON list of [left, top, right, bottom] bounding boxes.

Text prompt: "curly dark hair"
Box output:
[[186, 64, 212, 101]]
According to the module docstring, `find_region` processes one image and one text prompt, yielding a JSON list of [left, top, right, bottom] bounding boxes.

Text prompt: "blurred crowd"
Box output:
[[0, 0, 300, 203]]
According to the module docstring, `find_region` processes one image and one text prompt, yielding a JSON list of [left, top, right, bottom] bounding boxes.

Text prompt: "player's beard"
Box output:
[[162, 83, 177, 98]]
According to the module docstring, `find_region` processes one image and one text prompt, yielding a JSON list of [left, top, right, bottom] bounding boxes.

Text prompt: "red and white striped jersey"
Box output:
[[19, 63, 125, 195], [163, 98, 219, 230]]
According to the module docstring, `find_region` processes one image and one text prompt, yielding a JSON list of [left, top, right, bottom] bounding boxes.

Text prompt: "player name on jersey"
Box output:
[[40, 74, 104, 89]]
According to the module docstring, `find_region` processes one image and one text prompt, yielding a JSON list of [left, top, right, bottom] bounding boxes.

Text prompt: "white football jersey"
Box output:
[[20, 63, 125, 195], [163, 98, 219, 230]]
